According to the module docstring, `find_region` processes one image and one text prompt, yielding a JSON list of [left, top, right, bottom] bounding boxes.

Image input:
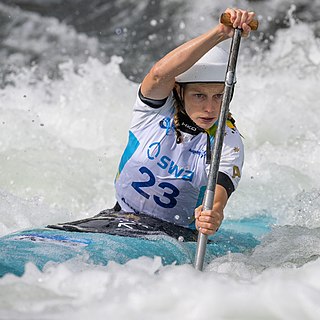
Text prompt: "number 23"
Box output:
[[131, 166, 180, 209]]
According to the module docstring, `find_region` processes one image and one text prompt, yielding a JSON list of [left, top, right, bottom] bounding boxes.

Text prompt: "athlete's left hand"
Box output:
[[220, 8, 256, 38], [195, 205, 223, 235]]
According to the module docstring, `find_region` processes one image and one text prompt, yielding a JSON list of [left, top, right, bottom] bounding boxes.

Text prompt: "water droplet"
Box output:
[[179, 21, 185, 29], [150, 19, 157, 26], [115, 28, 122, 35]]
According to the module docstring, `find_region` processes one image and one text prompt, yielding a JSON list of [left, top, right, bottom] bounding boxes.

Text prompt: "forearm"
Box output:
[[141, 8, 255, 100], [141, 24, 227, 99], [212, 184, 228, 222], [153, 25, 227, 82], [195, 184, 228, 235]]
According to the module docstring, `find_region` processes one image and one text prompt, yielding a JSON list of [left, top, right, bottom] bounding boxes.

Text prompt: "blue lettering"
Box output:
[[189, 148, 206, 158], [153, 153, 195, 181], [168, 161, 184, 178], [157, 155, 170, 169], [182, 170, 194, 182]]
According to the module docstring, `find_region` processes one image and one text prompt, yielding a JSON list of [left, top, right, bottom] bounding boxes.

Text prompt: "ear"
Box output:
[[174, 83, 185, 99], [174, 83, 180, 92]]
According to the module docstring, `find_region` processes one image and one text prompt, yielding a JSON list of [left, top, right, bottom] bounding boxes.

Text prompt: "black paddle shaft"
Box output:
[[194, 28, 242, 271]]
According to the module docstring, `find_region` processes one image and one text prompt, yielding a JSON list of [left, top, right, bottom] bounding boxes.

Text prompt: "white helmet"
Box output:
[[175, 46, 234, 83]]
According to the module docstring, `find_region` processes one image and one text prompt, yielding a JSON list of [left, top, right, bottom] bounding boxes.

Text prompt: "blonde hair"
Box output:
[[172, 84, 186, 144]]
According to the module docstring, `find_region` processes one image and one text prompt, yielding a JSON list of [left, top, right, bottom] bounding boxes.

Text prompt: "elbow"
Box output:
[[149, 63, 173, 84], [149, 65, 163, 83]]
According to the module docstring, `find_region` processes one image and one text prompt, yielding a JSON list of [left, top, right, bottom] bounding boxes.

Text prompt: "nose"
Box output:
[[203, 97, 219, 113]]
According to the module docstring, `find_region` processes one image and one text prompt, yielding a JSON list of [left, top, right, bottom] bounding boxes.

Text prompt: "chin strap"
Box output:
[[175, 110, 212, 164], [205, 131, 212, 164]]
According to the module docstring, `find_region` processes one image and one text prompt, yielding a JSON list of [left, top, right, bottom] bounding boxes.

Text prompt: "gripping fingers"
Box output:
[[242, 12, 255, 35], [232, 10, 243, 28], [240, 11, 248, 26], [225, 7, 237, 24], [196, 210, 222, 235], [224, 8, 256, 36], [225, 8, 246, 28]]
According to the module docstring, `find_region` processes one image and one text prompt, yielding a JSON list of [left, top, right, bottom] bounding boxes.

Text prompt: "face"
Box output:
[[179, 83, 225, 130]]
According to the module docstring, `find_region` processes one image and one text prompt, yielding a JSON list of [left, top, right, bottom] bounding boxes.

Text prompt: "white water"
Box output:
[[1, 7, 320, 320]]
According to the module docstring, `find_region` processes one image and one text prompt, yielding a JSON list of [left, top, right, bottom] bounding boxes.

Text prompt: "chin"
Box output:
[[197, 122, 214, 130]]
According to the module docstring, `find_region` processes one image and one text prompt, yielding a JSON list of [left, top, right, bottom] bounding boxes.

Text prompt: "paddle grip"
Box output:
[[220, 13, 259, 31]]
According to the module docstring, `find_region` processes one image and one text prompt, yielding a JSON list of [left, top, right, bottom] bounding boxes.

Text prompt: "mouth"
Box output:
[[199, 117, 215, 124]]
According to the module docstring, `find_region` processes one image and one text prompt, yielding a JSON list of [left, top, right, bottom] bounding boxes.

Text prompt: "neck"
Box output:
[[177, 111, 204, 135]]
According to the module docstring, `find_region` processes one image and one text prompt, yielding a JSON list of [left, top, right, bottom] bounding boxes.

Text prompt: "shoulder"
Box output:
[[129, 87, 175, 129], [218, 121, 244, 190], [224, 123, 243, 146], [133, 86, 175, 115], [222, 124, 244, 165]]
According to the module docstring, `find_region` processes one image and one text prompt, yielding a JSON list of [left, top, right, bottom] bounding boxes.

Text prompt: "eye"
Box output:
[[194, 94, 206, 100], [214, 93, 224, 100]]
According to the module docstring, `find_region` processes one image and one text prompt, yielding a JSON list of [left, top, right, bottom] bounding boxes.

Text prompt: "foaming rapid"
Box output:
[[229, 20, 320, 226], [0, 57, 137, 232], [1, 11, 320, 320], [1, 258, 320, 320]]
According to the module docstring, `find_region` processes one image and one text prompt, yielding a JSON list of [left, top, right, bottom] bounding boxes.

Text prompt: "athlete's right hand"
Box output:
[[195, 205, 223, 236]]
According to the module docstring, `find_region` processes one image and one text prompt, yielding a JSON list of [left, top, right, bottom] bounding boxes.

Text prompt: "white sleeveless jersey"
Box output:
[[115, 89, 244, 228]]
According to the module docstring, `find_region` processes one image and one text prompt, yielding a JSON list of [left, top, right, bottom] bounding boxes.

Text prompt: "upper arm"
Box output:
[[218, 127, 244, 190], [217, 171, 235, 198], [140, 65, 176, 100]]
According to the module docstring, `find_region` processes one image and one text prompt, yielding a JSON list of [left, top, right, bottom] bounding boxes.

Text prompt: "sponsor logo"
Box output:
[[159, 117, 173, 135], [181, 121, 197, 132], [147, 142, 194, 181], [189, 148, 207, 159], [147, 142, 161, 160], [11, 235, 90, 247]]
